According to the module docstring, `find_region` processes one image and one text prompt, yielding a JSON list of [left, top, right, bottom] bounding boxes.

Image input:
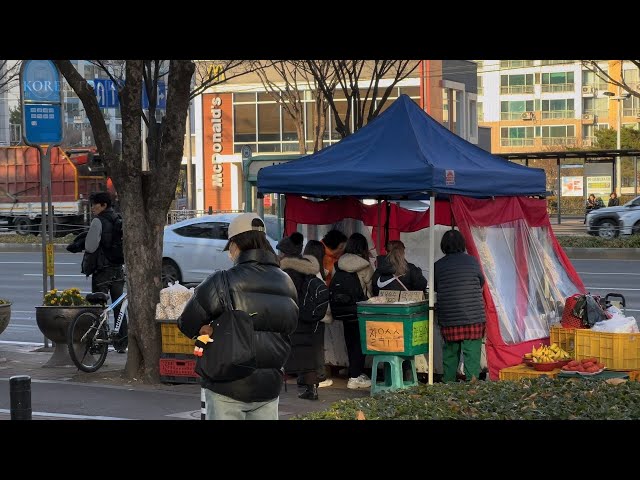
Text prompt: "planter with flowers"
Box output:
[[36, 288, 103, 367], [0, 298, 11, 336]]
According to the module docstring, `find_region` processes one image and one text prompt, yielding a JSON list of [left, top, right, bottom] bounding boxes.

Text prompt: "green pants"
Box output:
[[442, 338, 482, 383]]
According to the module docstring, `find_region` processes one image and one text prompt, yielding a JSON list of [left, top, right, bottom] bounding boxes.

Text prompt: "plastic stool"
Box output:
[[370, 355, 418, 395]]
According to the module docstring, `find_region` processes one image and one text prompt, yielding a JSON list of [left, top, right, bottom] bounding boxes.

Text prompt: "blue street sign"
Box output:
[[22, 60, 62, 103], [142, 81, 166, 110], [94, 78, 120, 108], [20, 60, 64, 145], [24, 104, 63, 144]]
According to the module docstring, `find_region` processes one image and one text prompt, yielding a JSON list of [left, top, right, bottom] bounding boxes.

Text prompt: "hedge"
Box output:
[[556, 235, 640, 248], [295, 377, 640, 420]]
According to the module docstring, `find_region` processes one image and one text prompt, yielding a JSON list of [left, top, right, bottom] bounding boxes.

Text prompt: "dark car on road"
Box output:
[[586, 195, 640, 239]]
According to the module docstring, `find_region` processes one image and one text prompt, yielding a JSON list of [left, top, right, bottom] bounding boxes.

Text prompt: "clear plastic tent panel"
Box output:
[[471, 221, 580, 345]]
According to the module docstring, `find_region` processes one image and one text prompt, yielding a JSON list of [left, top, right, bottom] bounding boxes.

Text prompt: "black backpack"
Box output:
[[329, 265, 367, 321], [299, 276, 330, 324]]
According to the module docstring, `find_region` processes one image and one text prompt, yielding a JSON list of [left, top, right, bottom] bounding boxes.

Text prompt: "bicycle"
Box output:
[[67, 291, 129, 373]]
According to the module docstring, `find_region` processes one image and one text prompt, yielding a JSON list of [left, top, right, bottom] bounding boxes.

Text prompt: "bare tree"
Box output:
[[582, 60, 640, 99], [54, 60, 253, 383], [0, 60, 20, 94], [305, 60, 420, 138], [251, 60, 333, 154]]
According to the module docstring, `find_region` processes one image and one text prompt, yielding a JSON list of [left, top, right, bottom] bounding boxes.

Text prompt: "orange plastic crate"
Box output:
[[550, 325, 576, 355], [575, 330, 640, 370], [159, 321, 193, 354], [499, 364, 561, 381]]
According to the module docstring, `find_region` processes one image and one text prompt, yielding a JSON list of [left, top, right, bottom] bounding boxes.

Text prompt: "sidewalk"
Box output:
[[0, 342, 368, 420]]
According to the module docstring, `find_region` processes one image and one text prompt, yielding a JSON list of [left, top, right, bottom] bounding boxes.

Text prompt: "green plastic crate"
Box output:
[[357, 300, 428, 316], [358, 313, 428, 356]]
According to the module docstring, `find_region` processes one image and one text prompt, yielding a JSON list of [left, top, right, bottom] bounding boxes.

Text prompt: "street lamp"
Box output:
[[603, 88, 631, 195]]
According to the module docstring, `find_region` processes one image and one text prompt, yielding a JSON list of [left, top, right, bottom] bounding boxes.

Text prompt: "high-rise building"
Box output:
[[477, 60, 640, 153]]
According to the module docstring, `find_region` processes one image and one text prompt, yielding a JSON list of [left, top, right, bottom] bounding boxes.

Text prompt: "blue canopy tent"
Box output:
[[257, 95, 549, 384], [257, 94, 546, 199]]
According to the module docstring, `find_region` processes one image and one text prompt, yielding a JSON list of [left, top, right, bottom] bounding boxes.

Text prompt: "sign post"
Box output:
[[19, 60, 64, 348], [241, 145, 253, 212]]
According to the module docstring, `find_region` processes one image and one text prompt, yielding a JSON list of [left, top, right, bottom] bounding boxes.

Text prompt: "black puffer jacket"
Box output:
[[280, 255, 325, 374], [178, 249, 298, 403], [433, 252, 486, 327], [371, 255, 428, 296]]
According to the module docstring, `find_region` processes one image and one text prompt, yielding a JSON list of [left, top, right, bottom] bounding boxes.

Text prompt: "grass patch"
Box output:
[[296, 377, 640, 420], [556, 235, 640, 248]]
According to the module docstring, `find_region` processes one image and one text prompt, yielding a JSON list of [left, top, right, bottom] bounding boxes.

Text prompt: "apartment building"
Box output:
[[477, 60, 640, 153]]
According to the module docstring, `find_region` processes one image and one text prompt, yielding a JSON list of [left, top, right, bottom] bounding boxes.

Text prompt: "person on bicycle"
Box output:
[[178, 213, 298, 420], [84, 192, 127, 353]]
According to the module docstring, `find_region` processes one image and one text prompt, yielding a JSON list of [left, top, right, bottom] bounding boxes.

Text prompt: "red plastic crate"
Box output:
[[159, 357, 198, 377]]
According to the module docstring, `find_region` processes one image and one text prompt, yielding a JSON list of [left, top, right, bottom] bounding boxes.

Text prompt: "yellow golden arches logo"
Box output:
[[207, 64, 226, 83]]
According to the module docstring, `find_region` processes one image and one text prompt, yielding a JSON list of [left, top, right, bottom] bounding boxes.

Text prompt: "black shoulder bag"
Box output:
[[195, 271, 257, 382]]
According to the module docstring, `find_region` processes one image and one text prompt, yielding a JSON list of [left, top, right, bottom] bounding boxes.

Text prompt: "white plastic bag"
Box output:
[[591, 315, 639, 333]]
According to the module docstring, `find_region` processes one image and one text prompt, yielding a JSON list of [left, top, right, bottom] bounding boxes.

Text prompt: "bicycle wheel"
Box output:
[[67, 311, 109, 373]]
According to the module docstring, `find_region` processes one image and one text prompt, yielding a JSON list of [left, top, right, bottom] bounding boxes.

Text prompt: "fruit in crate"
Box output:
[[530, 344, 571, 363]]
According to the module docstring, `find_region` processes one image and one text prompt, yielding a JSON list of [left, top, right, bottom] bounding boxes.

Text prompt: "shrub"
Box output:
[[0, 299, 10, 305], [557, 235, 640, 248], [295, 377, 640, 420]]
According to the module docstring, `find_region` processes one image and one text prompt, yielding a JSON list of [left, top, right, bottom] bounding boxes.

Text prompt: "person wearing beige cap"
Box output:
[[178, 213, 298, 420]]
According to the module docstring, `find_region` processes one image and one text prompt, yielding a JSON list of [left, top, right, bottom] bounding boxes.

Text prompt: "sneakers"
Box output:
[[318, 378, 333, 388], [347, 374, 371, 389]]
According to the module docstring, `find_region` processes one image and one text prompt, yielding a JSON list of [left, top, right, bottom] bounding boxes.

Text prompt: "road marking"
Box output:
[[570, 258, 640, 262], [0, 340, 43, 346], [585, 287, 640, 291], [578, 272, 640, 276], [0, 261, 76, 265], [0, 408, 130, 420], [24, 273, 85, 277]]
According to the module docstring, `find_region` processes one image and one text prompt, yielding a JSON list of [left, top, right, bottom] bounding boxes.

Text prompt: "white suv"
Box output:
[[162, 213, 281, 286]]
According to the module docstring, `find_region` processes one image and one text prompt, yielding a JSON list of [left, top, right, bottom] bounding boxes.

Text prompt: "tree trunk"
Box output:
[[297, 119, 306, 154]]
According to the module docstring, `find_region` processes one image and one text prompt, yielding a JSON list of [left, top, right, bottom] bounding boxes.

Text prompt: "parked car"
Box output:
[[162, 213, 282, 286], [586, 195, 640, 239]]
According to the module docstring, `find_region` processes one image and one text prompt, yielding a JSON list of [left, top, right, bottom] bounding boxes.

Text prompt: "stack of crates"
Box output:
[[157, 319, 199, 384], [550, 325, 640, 371], [356, 301, 429, 356]]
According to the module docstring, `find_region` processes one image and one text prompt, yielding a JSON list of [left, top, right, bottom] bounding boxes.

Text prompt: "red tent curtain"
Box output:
[[450, 196, 585, 379], [283, 195, 452, 253]]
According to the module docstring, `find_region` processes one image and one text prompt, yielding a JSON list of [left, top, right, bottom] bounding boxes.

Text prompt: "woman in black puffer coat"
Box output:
[[179, 213, 298, 420]]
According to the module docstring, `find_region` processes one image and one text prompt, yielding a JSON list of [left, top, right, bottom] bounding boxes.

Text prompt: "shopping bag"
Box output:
[[561, 294, 587, 329]]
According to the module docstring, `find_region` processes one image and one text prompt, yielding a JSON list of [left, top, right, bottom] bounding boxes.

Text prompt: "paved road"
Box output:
[[1, 247, 638, 344]]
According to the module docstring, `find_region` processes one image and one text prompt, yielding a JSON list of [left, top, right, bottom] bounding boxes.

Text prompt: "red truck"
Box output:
[[0, 146, 111, 236]]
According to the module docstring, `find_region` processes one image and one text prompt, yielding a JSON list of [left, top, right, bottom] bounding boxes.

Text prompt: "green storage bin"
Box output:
[[357, 300, 428, 316], [358, 312, 428, 356]]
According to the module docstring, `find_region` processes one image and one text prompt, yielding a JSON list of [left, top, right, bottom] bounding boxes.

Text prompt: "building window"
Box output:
[[500, 126, 534, 146], [582, 69, 609, 91], [501, 100, 535, 120], [583, 97, 608, 118], [477, 76, 484, 96], [233, 103, 257, 144], [623, 95, 640, 117], [540, 60, 574, 66], [541, 125, 576, 146], [500, 74, 534, 94], [477, 102, 484, 122], [257, 102, 280, 142], [541, 72, 574, 93], [500, 60, 534, 69], [541, 99, 574, 119]]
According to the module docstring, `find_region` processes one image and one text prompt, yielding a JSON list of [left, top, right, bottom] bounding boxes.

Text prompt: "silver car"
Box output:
[[162, 213, 282, 285]]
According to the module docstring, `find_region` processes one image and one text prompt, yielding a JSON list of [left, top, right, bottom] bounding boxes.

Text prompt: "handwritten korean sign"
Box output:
[[400, 291, 424, 302], [366, 321, 404, 352], [379, 290, 400, 302], [412, 320, 428, 346]]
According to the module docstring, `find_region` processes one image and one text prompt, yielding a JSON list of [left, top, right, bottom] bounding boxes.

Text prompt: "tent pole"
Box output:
[[377, 200, 382, 255], [428, 193, 435, 386]]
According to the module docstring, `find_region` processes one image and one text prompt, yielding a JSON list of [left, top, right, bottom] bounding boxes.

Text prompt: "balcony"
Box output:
[[584, 109, 609, 119], [500, 112, 535, 121], [541, 137, 577, 146], [541, 83, 575, 93], [541, 110, 575, 119], [623, 107, 640, 118], [500, 85, 535, 95], [500, 138, 534, 147], [583, 136, 596, 147]]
